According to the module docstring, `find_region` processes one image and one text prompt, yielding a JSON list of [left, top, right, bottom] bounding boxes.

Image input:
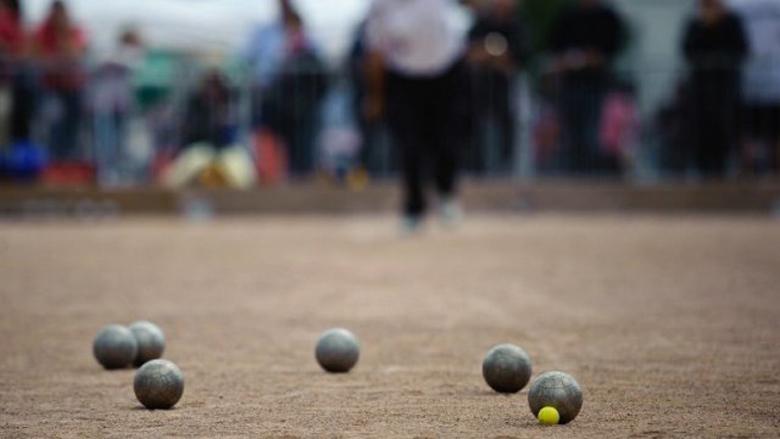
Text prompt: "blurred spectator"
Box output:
[[682, 0, 748, 178], [34, 0, 88, 161], [163, 69, 256, 189], [91, 27, 144, 187], [365, 0, 469, 230], [656, 82, 692, 174], [0, 0, 21, 144], [347, 21, 393, 181], [0, 0, 22, 64], [0, 0, 47, 183], [598, 81, 639, 169], [0, 0, 31, 145], [182, 70, 236, 151], [466, 0, 529, 174], [549, 0, 626, 175], [732, 0, 780, 174], [242, 0, 328, 176]]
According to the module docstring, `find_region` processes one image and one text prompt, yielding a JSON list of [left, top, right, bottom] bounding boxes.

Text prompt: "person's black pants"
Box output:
[[692, 106, 734, 176], [10, 68, 36, 142], [688, 78, 740, 178], [559, 77, 610, 174], [386, 62, 467, 217]]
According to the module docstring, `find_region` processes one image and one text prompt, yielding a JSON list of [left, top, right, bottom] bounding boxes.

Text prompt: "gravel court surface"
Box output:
[[0, 214, 779, 438]]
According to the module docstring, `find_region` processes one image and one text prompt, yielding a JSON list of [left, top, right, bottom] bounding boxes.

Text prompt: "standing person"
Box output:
[[549, 0, 625, 175], [347, 21, 391, 181], [727, 0, 777, 174], [682, 0, 748, 178], [33, 0, 87, 161], [364, 0, 469, 231], [0, 0, 22, 74], [0, 0, 47, 183], [181, 70, 236, 153], [163, 69, 256, 190], [0, 0, 22, 146], [0, 0, 27, 145], [91, 27, 144, 187], [242, 0, 328, 176], [467, 0, 529, 175]]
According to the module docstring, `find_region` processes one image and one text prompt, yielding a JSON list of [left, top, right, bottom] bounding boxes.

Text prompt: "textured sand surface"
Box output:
[[1, 215, 779, 438]]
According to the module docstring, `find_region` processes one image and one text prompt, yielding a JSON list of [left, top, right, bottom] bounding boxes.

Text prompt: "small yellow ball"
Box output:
[[538, 406, 560, 425]]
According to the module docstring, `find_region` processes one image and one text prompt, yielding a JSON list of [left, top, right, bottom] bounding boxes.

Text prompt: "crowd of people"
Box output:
[[1, 0, 87, 181], [0, 0, 779, 201]]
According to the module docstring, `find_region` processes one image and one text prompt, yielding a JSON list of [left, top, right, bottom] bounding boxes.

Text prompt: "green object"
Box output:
[[134, 49, 180, 110]]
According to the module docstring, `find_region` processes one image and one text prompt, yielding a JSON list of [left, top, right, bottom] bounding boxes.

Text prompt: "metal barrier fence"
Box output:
[[1, 55, 779, 187]]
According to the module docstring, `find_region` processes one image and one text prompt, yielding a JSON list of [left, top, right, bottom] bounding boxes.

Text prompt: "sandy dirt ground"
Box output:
[[1, 214, 779, 438]]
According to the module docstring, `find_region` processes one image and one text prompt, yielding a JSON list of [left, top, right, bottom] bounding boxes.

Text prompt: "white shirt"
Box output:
[[366, 0, 468, 77]]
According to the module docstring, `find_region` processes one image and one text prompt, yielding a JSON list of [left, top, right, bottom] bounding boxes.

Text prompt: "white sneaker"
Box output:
[[439, 197, 463, 227]]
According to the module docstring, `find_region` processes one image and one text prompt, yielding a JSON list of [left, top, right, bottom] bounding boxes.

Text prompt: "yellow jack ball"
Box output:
[[538, 406, 560, 425]]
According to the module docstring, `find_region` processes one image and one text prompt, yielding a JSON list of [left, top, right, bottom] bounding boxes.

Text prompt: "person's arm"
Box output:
[[363, 50, 385, 121], [730, 14, 749, 63], [363, 0, 386, 121]]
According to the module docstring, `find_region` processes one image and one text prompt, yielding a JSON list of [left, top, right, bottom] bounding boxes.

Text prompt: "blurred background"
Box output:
[[0, 0, 778, 215]]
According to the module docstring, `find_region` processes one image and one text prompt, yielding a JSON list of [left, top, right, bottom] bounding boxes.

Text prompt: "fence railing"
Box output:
[[1, 55, 778, 187]]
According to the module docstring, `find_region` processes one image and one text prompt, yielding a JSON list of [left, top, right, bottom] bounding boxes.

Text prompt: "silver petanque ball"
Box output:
[[315, 328, 360, 373], [129, 321, 165, 367], [528, 371, 583, 424], [134, 359, 184, 410], [93, 324, 138, 370], [482, 343, 532, 393]]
